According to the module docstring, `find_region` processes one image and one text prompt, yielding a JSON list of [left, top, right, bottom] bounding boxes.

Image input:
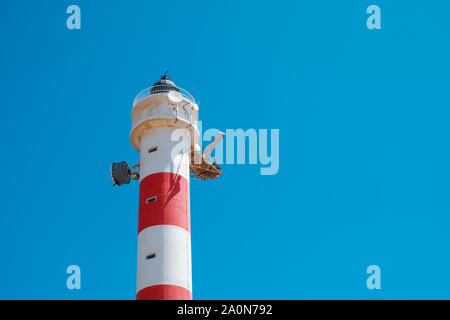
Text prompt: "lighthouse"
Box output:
[[111, 74, 224, 300]]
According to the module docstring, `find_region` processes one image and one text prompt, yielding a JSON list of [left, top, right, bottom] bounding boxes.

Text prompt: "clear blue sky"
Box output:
[[1, 0, 450, 299]]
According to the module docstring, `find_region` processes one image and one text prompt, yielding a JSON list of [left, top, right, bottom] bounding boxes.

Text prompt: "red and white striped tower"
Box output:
[[130, 76, 199, 300]]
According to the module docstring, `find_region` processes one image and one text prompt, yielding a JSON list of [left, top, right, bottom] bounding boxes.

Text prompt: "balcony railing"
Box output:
[[133, 85, 196, 107]]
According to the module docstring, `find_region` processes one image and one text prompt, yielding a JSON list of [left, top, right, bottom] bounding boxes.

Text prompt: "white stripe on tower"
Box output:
[[136, 127, 193, 300]]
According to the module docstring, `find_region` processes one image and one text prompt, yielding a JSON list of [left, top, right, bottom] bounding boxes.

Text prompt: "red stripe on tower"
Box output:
[[138, 172, 190, 233], [137, 285, 193, 300]]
